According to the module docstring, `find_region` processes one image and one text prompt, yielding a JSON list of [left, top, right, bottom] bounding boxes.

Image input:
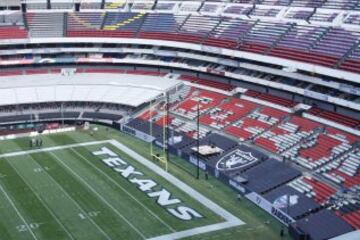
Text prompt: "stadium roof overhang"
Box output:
[[0, 72, 181, 107]]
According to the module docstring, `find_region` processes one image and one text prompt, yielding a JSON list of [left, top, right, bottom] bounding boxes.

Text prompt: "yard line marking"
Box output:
[[5, 157, 76, 240], [27, 153, 112, 240], [70, 147, 176, 233], [0, 183, 39, 240], [51, 152, 146, 240], [1, 139, 245, 239], [0, 140, 110, 159]]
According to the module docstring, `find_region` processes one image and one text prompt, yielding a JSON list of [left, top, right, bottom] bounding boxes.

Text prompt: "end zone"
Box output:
[[0, 139, 245, 240], [108, 140, 244, 240]]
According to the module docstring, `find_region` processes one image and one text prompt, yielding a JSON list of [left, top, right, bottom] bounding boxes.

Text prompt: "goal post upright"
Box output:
[[149, 92, 169, 172]]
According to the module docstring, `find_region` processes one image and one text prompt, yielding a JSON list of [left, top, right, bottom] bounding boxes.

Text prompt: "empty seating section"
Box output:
[[51, 1, 74, 9], [0, 13, 27, 39], [0, 26, 27, 40], [168, 85, 193, 107], [254, 116, 320, 154], [240, 22, 292, 54], [67, 12, 104, 31], [323, 0, 359, 9], [139, 109, 158, 121], [326, 127, 359, 144], [270, 25, 338, 67], [205, 18, 255, 49], [251, 7, 281, 17], [178, 15, 220, 41], [261, 0, 292, 6], [25, 69, 49, 75], [285, 131, 354, 170], [258, 94, 296, 108], [245, 90, 297, 107], [285, 9, 313, 20], [103, 12, 145, 33], [200, 3, 220, 14], [328, 186, 360, 229], [0, 70, 23, 76], [344, 14, 360, 25], [139, 14, 187, 39], [335, 194, 360, 230], [2, 11, 356, 74], [225, 107, 287, 141], [68, 12, 145, 38], [309, 107, 360, 129], [288, 176, 336, 204], [319, 147, 360, 188], [199, 98, 257, 130], [171, 90, 226, 120], [340, 209, 360, 229], [178, 2, 201, 12], [26, 0, 47, 10], [132, 1, 155, 10], [310, 11, 339, 22], [290, 0, 326, 8], [274, 25, 327, 51], [27, 12, 64, 38], [0, 13, 23, 26], [340, 42, 360, 73], [104, 0, 126, 10], [80, 1, 102, 9], [312, 28, 360, 59], [155, 115, 174, 127], [223, 4, 252, 15], [179, 75, 235, 91], [155, 2, 176, 11], [169, 117, 210, 139]]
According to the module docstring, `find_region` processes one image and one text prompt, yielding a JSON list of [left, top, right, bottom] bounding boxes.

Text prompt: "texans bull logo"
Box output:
[[216, 149, 258, 171]]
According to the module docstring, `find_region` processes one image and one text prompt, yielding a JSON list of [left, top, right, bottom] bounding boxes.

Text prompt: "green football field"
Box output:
[[0, 126, 292, 240]]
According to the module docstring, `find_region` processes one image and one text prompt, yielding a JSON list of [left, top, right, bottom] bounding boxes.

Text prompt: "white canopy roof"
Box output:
[[0, 72, 180, 107]]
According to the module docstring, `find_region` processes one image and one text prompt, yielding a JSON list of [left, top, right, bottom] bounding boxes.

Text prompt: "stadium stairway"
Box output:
[[103, 12, 145, 31]]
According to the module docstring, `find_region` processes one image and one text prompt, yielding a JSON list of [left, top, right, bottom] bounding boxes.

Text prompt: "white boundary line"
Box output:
[[109, 140, 244, 240], [24, 150, 112, 240], [70, 147, 176, 233], [0, 184, 39, 240], [50, 152, 147, 239], [0, 140, 109, 159], [0, 139, 245, 240], [5, 158, 75, 240]]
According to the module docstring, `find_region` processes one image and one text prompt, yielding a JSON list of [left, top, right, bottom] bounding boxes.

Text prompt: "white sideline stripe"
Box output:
[[70, 148, 176, 233], [50, 152, 146, 240], [5, 157, 75, 240], [0, 184, 39, 240], [109, 140, 245, 240], [27, 152, 112, 240], [3, 139, 245, 240], [0, 140, 109, 159], [148, 222, 238, 240]]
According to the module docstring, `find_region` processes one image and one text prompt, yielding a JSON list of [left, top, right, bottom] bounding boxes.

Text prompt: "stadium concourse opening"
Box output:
[[0, 0, 360, 239]]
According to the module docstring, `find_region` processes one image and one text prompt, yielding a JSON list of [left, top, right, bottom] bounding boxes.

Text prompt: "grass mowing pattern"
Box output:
[[0, 127, 292, 240]]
